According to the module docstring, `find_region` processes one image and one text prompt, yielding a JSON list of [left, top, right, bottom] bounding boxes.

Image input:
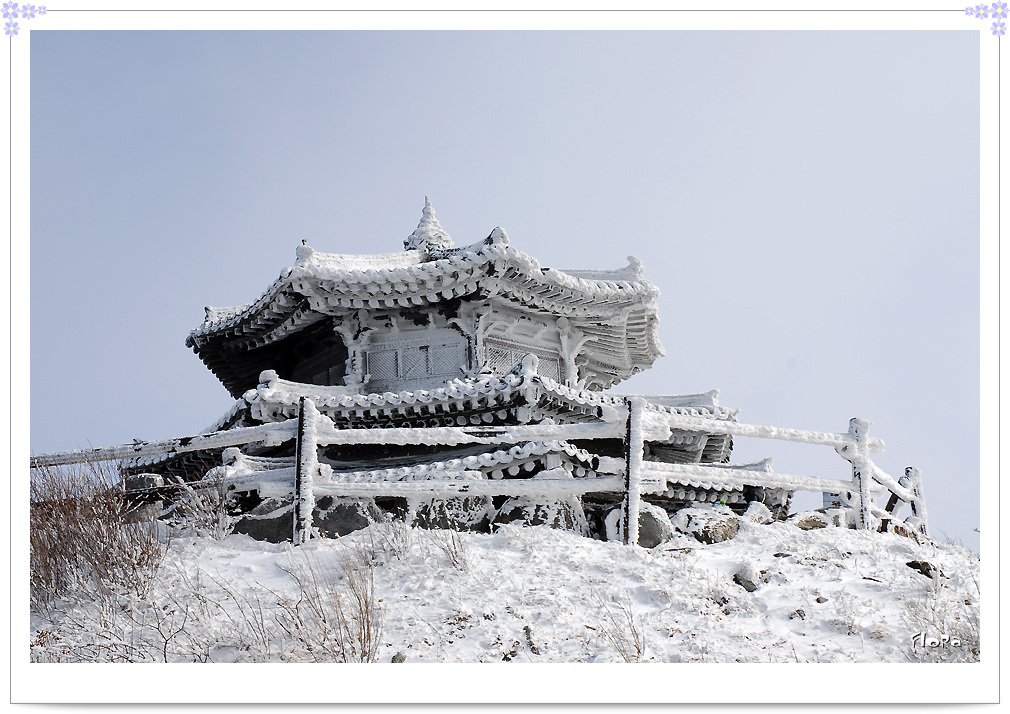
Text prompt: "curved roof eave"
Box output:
[[186, 229, 661, 350]]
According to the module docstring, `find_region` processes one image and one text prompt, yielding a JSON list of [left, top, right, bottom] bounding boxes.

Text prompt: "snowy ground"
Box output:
[[30, 508, 980, 667]]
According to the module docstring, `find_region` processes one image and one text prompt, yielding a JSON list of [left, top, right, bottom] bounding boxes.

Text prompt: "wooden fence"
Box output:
[[30, 396, 929, 545]]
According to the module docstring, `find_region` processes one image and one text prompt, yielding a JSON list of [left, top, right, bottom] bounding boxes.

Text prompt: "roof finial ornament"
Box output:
[[295, 240, 314, 262], [405, 196, 454, 251]]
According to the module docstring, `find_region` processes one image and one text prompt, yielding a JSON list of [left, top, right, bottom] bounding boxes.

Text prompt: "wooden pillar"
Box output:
[[623, 397, 645, 546], [847, 418, 874, 531], [904, 466, 930, 538], [293, 397, 319, 545]]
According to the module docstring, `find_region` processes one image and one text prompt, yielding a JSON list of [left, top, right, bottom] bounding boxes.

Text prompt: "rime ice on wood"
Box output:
[[293, 397, 319, 545], [32, 199, 930, 545], [623, 397, 646, 546]]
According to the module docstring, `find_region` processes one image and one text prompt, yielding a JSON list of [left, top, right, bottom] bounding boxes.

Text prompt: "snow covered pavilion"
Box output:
[[32, 199, 931, 545], [125, 200, 775, 541], [188, 198, 664, 398]]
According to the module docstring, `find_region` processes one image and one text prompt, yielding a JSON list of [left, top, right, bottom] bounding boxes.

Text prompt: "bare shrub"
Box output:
[[165, 471, 236, 540], [37, 594, 160, 662], [207, 572, 278, 660], [369, 512, 416, 561], [29, 628, 69, 663], [595, 593, 647, 662], [428, 528, 470, 572], [30, 460, 167, 612], [275, 544, 383, 662], [903, 570, 980, 663]]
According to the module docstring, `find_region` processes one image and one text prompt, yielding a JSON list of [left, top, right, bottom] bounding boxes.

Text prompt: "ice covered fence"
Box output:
[[29, 394, 929, 546]]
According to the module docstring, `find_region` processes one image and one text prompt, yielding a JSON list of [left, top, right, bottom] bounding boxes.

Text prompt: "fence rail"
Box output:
[[30, 394, 929, 544]]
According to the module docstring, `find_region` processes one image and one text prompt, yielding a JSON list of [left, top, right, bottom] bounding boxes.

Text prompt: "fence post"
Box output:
[[623, 397, 644, 546], [846, 418, 875, 531], [293, 397, 319, 545], [904, 466, 930, 538]]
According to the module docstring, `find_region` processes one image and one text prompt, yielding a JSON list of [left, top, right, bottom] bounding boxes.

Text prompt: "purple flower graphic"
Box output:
[[2, 2, 18, 20], [976, 3, 990, 18], [967, 5, 976, 14], [37, 4, 43, 13], [993, 2, 1009, 19], [994, 20, 1007, 35], [21, 3, 33, 19], [4, 19, 17, 35]]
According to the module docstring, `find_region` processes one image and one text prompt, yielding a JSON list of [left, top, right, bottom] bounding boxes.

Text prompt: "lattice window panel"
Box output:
[[484, 339, 563, 381], [399, 345, 429, 379], [367, 349, 397, 381], [485, 344, 519, 375], [431, 343, 466, 377], [537, 356, 562, 382], [309, 364, 346, 387]]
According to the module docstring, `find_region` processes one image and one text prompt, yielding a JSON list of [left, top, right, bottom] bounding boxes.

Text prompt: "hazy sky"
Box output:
[[29, 31, 980, 550]]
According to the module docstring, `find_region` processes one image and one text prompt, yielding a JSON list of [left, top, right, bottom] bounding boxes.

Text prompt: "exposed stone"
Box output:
[[417, 496, 495, 532], [906, 560, 940, 579], [693, 515, 740, 545], [391, 651, 406, 663], [523, 625, 540, 655], [816, 596, 828, 603], [491, 497, 586, 534], [791, 511, 830, 530], [733, 562, 760, 592], [603, 507, 623, 542], [823, 508, 854, 528], [743, 486, 791, 520], [233, 496, 381, 542], [124, 473, 164, 491], [742, 501, 773, 524], [125, 501, 163, 523], [314, 497, 384, 538], [232, 497, 293, 543], [733, 572, 758, 592], [671, 506, 741, 545], [637, 503, 675, 548]]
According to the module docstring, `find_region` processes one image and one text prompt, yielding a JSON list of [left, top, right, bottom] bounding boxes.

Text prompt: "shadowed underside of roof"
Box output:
[[186, 222, 664, 397]]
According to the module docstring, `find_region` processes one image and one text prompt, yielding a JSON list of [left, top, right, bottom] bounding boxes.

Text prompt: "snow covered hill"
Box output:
[[30, 505, 979, 666]]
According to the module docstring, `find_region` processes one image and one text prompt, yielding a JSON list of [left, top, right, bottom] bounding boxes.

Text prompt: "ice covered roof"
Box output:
[[243, 356, 735, 428], [187, 201, 664, 395]]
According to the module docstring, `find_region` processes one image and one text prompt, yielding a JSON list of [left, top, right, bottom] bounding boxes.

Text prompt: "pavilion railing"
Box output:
[[30, 396, 929, 546]]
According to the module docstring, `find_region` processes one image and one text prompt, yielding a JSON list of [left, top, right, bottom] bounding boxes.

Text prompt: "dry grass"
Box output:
[[368, 512, 417, 561], [595, 592, 647, 662], [275, 544, 384, 662], [30, 460, 167, 613], [903, 571, 980, 663], [165, 471, 236, 540], [428, 528, 471, 572]]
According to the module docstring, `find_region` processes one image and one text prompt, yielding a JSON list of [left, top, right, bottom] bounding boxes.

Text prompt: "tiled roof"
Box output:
[[242, 357, 735, 427], [186, 220, 663, 394], [208, 440, 597, 486], [187, 229, 660, 344]]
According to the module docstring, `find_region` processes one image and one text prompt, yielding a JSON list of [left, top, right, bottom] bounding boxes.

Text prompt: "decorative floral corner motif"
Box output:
[[967, 3, 1008, 34], [4, 2, 46, 36]]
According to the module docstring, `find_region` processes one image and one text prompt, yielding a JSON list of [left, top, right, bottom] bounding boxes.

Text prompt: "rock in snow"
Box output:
[[790, 511, 830, 531], [733, 562, 761, 592], [637, 502, 675, 548], [673, 506, 741, 544]]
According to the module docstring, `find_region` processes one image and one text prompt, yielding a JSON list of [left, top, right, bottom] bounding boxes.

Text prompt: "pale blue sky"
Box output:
[[30, 31, 980, 549]]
